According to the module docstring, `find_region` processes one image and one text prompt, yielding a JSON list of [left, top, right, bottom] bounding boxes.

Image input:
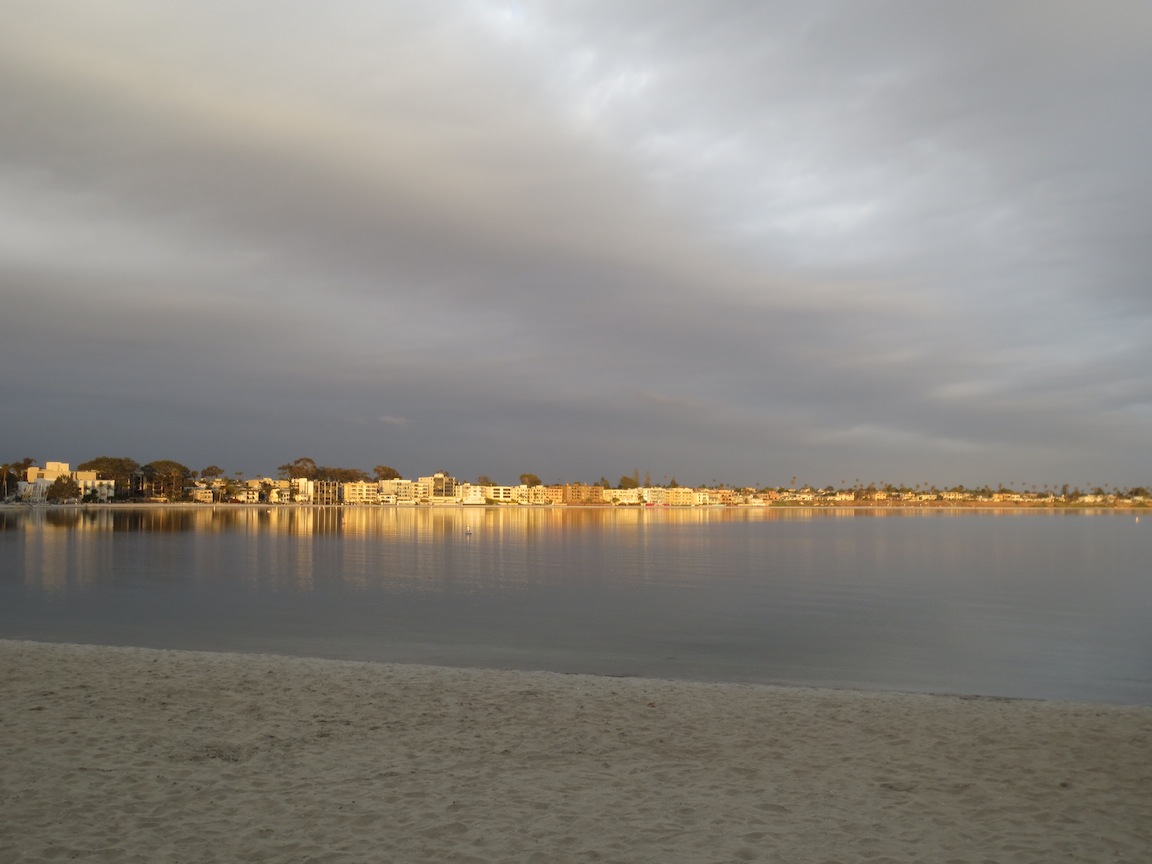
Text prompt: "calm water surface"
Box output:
[[2, 506, 1149, 703]]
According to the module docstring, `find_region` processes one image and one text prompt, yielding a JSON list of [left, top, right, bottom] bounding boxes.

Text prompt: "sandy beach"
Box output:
[[2, 641, 1150, 863]]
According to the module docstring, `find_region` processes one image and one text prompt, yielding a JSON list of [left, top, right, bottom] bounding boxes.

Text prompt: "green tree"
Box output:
[[475, 475, 495, 486], [45, 475, 81, 503], [201, 465, 225, 479], [1, 458, 34, 500], [221, 477, 240, 501], [519, 473, 542, 487], [279, 457, 318, 480], [316, 466, 369, 483], [374, 465, 401, 481], [142, 460, 192, 501], [77, 457, 140, 499], [618, 475, 639, 490]]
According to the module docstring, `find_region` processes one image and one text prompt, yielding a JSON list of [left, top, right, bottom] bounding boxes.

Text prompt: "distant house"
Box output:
[[233, 487, 260, 504]]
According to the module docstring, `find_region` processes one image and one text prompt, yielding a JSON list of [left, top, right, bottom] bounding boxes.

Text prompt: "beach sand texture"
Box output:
[[2, 641, 1150, 863]]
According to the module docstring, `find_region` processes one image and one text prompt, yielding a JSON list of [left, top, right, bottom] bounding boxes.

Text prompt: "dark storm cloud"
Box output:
[[2, 1, 1149, 486]]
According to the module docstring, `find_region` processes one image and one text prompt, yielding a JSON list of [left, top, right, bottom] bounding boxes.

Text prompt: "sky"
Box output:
[[3, 1, 1150, 490]]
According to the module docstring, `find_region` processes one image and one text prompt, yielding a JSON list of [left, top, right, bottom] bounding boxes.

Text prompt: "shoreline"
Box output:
[[3, 640, 1150, 862], [3, 500, 1146, 511]]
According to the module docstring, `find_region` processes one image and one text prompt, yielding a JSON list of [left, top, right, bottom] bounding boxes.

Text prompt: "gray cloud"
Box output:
[[2, 1, 1150, 487]]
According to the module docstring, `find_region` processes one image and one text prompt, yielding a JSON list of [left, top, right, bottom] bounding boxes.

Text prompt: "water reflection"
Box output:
[[2, 504, 1135, 599], [2, 502, 1110, 535], [3, 505, 1148, 702]]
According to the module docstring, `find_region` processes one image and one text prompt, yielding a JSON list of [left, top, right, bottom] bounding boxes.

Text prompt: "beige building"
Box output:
[[342, 481, 382, 505], [419, 473, 460, 503], [512, 484, 550, 505], [19, 462, 114, 502], [380, 478, 419, 503]]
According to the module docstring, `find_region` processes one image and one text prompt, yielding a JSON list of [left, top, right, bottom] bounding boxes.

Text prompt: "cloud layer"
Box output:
[[3, 1, 1150, 487]]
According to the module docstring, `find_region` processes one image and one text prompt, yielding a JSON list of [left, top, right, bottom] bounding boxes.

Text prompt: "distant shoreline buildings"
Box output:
[[6, 461, 1148, 509]]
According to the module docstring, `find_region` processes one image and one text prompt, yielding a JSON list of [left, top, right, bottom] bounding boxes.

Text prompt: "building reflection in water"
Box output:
[[4, 503, 1060, 599], [6, 505, 721, 595]]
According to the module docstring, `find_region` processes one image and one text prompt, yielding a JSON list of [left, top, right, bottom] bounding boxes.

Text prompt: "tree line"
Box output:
[[3, 455, 1148, 504], [0, 456, 412, 503]]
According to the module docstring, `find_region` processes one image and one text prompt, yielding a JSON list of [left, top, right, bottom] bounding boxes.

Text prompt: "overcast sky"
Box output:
[[3, 1, 1150, 488]]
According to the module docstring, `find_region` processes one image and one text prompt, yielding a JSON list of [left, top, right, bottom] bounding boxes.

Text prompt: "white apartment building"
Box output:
[[459, 485, 487, 505], [291, 478, 314, 503], [485, 485, 515, 503], [606, 488, 641, 505], [512, 484, 550, 505], [641, 487, 669, 505], [18, 462, 115, 502], [380, 478, 419, 502]]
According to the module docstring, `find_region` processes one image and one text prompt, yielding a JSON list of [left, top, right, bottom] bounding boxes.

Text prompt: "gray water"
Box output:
[[2, 505, 1149, 703]]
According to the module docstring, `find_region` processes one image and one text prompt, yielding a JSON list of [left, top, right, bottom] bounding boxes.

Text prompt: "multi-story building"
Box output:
[[665, 487, 703, 507], [459, 484, 487, 505], [419, 473, 459, 503], [485, 485, 514, 503], [342, 481, 381, 505], [312, 480, 341, 505], [233, 487, 261, 504], [512, 484, 550, 505], [266, 479, 293, 504], [559, 484, 603, 505], [642, 487, 668, 505], [290, 478, 314, 503], [703, 488, 737, 506], [605, 488, 641, 505], [380, 478, 419, 503], [18, 462, 114, 502]]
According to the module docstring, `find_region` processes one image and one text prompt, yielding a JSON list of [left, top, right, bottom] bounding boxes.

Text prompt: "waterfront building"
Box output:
[[18, 462, 114, 502], [419, 473, 460, 503]]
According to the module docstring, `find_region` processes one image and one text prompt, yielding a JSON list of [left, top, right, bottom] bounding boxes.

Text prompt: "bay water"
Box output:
[[2, 505, 1149, 704]]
